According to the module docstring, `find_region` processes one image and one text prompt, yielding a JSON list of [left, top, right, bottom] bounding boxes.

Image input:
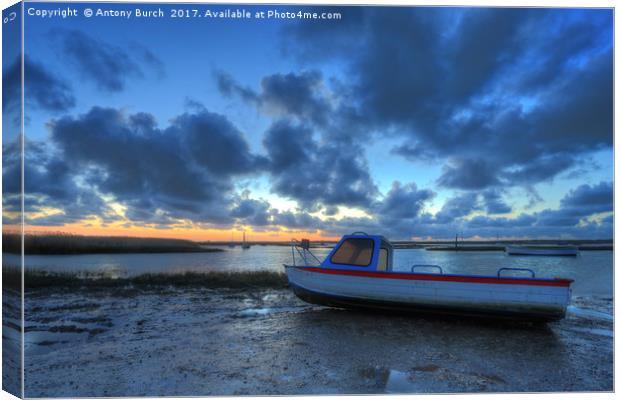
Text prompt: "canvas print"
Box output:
[[2, 1, 614, 397]]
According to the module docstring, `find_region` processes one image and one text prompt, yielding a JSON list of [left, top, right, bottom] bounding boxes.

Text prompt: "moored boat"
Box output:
[[241, 231, 251, 249], [505, 245, 579, 256], [284, 232, 573, 321]]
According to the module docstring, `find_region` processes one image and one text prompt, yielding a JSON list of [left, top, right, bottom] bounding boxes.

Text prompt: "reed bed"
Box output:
[[3, 233, 222, 255], [3, 266, 287, 290]]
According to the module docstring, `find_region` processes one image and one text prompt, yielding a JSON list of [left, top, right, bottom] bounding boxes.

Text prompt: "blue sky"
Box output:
[[4, 3, 613, 240]]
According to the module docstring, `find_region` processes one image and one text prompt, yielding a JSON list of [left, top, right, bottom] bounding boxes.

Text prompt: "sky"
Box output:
[[2, 3, 614, 241]]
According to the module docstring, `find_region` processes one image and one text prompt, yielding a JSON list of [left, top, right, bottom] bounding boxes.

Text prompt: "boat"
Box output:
[[241, 231, 251, 249], [284, 232, 573, 321], [228, 232, 236, 248], [505, 245, 579, 257]]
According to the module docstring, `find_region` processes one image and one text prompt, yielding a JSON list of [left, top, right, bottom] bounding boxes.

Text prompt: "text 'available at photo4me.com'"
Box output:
[[26, 4, 343, 21]]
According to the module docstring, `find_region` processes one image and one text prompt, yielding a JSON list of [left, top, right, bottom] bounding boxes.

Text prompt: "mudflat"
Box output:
[[17, 286, 613, 396]]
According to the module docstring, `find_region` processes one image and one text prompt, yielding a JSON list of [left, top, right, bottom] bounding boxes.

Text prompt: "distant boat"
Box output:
[[285, 232, 573, 321], [241, 231, 251, 249], [228, 232, 236, 248], [505, 245, 579, 257]]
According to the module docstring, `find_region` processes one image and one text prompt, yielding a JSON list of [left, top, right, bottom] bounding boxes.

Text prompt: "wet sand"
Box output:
[[17, 287, 613, 396]]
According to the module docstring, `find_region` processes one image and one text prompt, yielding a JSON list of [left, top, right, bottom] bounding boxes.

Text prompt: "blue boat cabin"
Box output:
[[321, 232, 394, 272]]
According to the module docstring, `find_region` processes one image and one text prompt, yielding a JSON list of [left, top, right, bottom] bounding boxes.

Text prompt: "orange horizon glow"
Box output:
[[3, 223, 338, 242]]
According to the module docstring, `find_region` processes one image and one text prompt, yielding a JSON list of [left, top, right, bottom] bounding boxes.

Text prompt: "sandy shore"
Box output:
[[14, 286, 613, 396]]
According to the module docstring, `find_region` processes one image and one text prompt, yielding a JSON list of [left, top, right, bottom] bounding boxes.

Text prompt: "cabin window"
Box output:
[[377, 248, 389, 271], [330, 238, 374, 267]]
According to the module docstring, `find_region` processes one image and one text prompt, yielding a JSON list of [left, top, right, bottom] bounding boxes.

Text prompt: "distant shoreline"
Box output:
[[2, 233, 612, 255], [2, 234, 225, 255]]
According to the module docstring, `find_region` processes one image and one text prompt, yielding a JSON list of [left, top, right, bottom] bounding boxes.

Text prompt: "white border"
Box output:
[[0, 1, 615, 400]]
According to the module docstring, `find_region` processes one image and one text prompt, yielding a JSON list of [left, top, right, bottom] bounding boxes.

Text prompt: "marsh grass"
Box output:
[[3, 233, 223, 255], [3, 266, 287, 290]]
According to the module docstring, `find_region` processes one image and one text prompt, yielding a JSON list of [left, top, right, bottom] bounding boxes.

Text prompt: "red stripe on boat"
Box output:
[[299, 267, 573, 287]]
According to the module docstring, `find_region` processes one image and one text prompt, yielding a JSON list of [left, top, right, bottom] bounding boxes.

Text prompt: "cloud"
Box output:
[[501, 154, 576, 185], [536, 181, 613, 227], [435, 192, 481, 224], [169, 111, 268, 175], [216, 70, 330, 127], [481, 189, 512, 215], [51, 29, 164, 92], [259, 71, 330, 126], [320, 180, 612, 239], [270, 210, 324, 231], [263, 119, 378, 210], [376, 181, 435, 220], [2, 140, 116, 226], [3, 56, 75, 112], [230, 195, 272, 226], [561, 181, 612, 213], [282, 8, 613, 190], [463, 182, 612, 237], [43, 105, 264, 226], [215, 71, 259, 104], [437, 158, 500, 190]]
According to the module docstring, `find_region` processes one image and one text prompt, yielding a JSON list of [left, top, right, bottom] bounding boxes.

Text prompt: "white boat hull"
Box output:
[[285, 266, 572, 321], [505, 245, 579, 256]]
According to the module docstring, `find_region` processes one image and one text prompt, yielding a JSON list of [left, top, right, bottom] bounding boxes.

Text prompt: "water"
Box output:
[[4, 247, 613, 297]]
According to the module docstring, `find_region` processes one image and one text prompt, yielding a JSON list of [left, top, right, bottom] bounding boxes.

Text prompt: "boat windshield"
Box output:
[[377, 248, 389, 271], [330, 238, 374, 267]]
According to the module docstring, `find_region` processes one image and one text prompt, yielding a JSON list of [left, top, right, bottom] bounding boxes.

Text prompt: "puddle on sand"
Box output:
[[261, 293, 280, 302], [385, 369, 417, 393], [567, 306, 613, 322], [237, 306, 304, 318], [239, 308, 273, 317]]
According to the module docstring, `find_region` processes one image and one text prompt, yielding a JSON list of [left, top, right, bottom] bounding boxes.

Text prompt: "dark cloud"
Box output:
[[376, 182, 435, 220], [168, 111, 268, 175], [3, 56, 75, 112], [319, 181, 612, 239], [501, 154, 576, 185], [2, 140, 116, 226], [215, 70, 330, 127], [463, 182, 612, 237], [259, 71, 329, 126], [536, 181, 613, 227], [263, 120, 378, 210], [561, 181, 612, 214], [466, 214, 537, 230], [230, 196, 271, 226], [215, 71, 259, 104], [42, 106, 265, 226], [282, 8, 612, 190], [481, 189, 512, 215], [435, 193, 481, 224], [369, 181, 436, 238], [437, 158, 500, 190], [270, 210, 324, 231], [51, 29, 164, 92]]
